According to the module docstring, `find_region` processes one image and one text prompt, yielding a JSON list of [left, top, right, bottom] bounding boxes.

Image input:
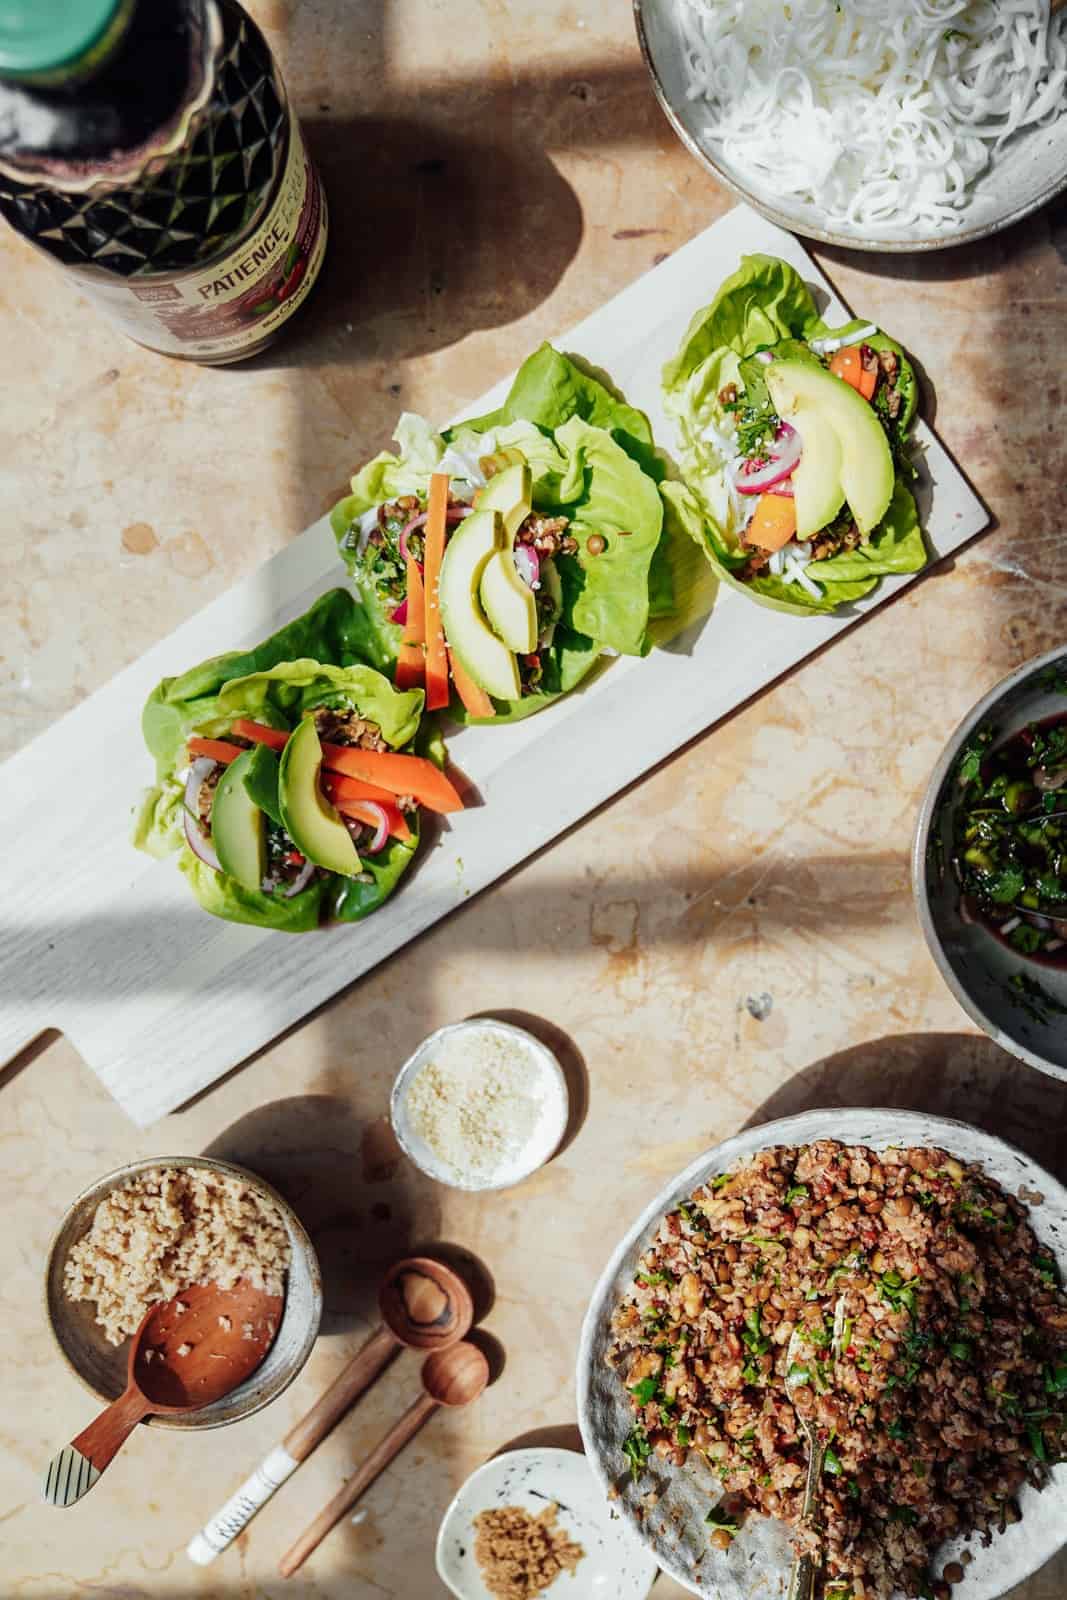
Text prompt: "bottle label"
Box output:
[[78, 115, 327, 359]]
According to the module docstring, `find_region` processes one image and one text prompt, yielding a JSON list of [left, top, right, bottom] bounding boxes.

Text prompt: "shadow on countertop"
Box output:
[[743, 1030, 1067, 1184]]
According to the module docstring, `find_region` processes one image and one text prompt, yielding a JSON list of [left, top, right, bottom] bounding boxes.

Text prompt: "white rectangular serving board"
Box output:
[[0, 206, 988, 1125]]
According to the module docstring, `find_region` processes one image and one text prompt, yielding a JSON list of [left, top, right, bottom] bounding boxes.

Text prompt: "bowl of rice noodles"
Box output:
[[634, 0, 1067, 250]]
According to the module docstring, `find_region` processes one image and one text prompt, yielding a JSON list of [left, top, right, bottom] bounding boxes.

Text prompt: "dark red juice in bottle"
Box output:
[[0, 0, 328, 362]]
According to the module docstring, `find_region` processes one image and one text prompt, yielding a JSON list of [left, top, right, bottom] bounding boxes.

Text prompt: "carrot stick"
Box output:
[[449, 649, 495, 719], [321, 772, 404, 808], [187, 736, 246, 764], [830, 345, 876, 401], [422, 473, 451, 712], [232, 720, 288, 750], [405, 559, 426, 644], [394, 557, 426, 691], [746, 495, 797, 553], [321, 744, 463, 813]]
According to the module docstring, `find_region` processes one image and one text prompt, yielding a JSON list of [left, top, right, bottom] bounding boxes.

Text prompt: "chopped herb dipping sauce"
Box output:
[[954, 713, 1067, 964]]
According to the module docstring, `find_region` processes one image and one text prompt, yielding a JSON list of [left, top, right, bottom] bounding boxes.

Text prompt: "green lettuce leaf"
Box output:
[[661, 253, 924, 615], [662, 254, 820, 393], [454, 342, 661, 480], [179, 850, 328, 933], [143, 589, 376, 780], [241, 743, 283, 826], [130, 779, 184, 858], [137, 590, 432, 932], [212, 661, 423, 750], [330, 345, 674, 716], [332, 828, 419, 922], [662, 474, 923, 617], [550, 414, 664, 656]]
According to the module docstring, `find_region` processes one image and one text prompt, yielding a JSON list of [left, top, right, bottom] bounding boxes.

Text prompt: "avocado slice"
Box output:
[[278, 718, 362, 877], [212, 747, 267, 891], [439, 509, 522, 700], [479, 551, 537, 653], [241, 741, 284, 826], [766, 359, 893, 537], [475, 462, 536, 652], [476, 462, 532, 540]]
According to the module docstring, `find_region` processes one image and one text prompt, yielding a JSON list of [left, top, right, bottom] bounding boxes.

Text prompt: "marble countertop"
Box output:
[[2, 2, 1066, 1597]]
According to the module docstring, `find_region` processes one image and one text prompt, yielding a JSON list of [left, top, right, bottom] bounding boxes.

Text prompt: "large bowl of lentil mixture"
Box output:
[[577, 1109, 1067, 1600]]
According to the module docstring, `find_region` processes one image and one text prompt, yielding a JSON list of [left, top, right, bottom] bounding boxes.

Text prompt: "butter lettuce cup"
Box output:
[[661, 253, 927, 616], [330, 343, 684, 725], [133, 589, 462, 933]]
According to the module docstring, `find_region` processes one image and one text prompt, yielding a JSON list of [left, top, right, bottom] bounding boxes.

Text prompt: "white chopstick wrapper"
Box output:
[[187, 1445, 299, 1563]]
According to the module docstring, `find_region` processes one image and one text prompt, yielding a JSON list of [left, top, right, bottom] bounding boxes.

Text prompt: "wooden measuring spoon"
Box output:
[[43, 1279, 282, 1508], [278, 1340, 489, 1578], [187, 1255, 472, 1563]]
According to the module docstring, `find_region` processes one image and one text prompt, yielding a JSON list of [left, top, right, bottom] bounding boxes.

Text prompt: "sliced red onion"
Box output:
[[359, 803, 391, 854], [735, 422, 802, 495], [754, 350, 775, 365], [390, 598, 408, 626], [398, 503, 471, 563], [399, 510, 429, 562], [283, 858, 316, 898], [183, 758, 221, 872], [765, 479, 795, 498], [513, 544, 540, 589]]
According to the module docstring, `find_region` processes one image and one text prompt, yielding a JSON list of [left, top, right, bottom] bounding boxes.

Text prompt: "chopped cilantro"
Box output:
[[784, 1184, 810, 1206], [1045, 1363, 1067, 1396], [622, 1427, 651, 1482], [675, 1423, 692, 1448], [1028, 1423, 1048, 1463], [636, 1270, 671, 1287], [630, 1375, 659, 1406], [823, 1444, 842, 1476], [887, 1418, 910, 1440], [948, 1340, 972, 1362]]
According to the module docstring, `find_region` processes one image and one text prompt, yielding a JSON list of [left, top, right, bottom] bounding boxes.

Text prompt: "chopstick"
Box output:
[[186, 1323, 399, 1564], [277, 1386, 440, 1577]]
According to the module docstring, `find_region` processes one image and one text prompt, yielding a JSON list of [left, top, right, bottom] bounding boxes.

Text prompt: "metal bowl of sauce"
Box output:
[[914, 646, 1067, 1085]]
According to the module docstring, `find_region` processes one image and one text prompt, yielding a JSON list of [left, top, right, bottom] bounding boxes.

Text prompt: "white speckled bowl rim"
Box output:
[[577, 1108, 1067, 1599], [390, 1019, 569, 1192], [633, 0, 1067, 252], [435, 1446, 658, 1599], [45, 1154, 323, 1430]]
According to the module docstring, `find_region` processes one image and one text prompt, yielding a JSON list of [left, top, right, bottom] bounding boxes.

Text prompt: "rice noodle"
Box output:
[[676, 0, 1067, 231]]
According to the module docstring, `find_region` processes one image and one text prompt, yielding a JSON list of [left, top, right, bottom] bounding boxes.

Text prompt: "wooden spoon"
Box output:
[[277, 1340, 489, 1578], [187, 1255, 472, 1563], [43, 1279, 282, 1508]]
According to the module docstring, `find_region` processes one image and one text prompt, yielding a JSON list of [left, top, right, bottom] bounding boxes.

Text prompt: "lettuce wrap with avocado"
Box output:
[[133, 589, 458, 932], [660, 254, 926, 616], [330, 344, 678, 723]]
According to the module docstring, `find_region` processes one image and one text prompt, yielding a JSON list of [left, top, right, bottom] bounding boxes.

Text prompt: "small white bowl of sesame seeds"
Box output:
[[390, 1019, 569, 1192]]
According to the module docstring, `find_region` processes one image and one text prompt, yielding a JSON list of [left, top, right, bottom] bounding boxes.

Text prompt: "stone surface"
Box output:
[[1, 1, 1066, 1597]]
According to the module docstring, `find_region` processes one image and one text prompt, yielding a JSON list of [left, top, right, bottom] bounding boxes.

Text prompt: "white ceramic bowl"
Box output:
[[435, 1446, 658, 1599], [634, 0, 1067, 251], [46, 1155, 322, 1430], [577, 1108, 1067, 1599], [390, 1019, 569, 1192]]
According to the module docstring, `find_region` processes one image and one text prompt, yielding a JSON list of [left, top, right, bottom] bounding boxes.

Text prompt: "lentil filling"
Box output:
[[608, 1140, 1067, 1600]]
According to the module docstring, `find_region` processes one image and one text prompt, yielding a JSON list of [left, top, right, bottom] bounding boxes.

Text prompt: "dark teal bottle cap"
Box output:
[[0, 0, 130, 82]]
